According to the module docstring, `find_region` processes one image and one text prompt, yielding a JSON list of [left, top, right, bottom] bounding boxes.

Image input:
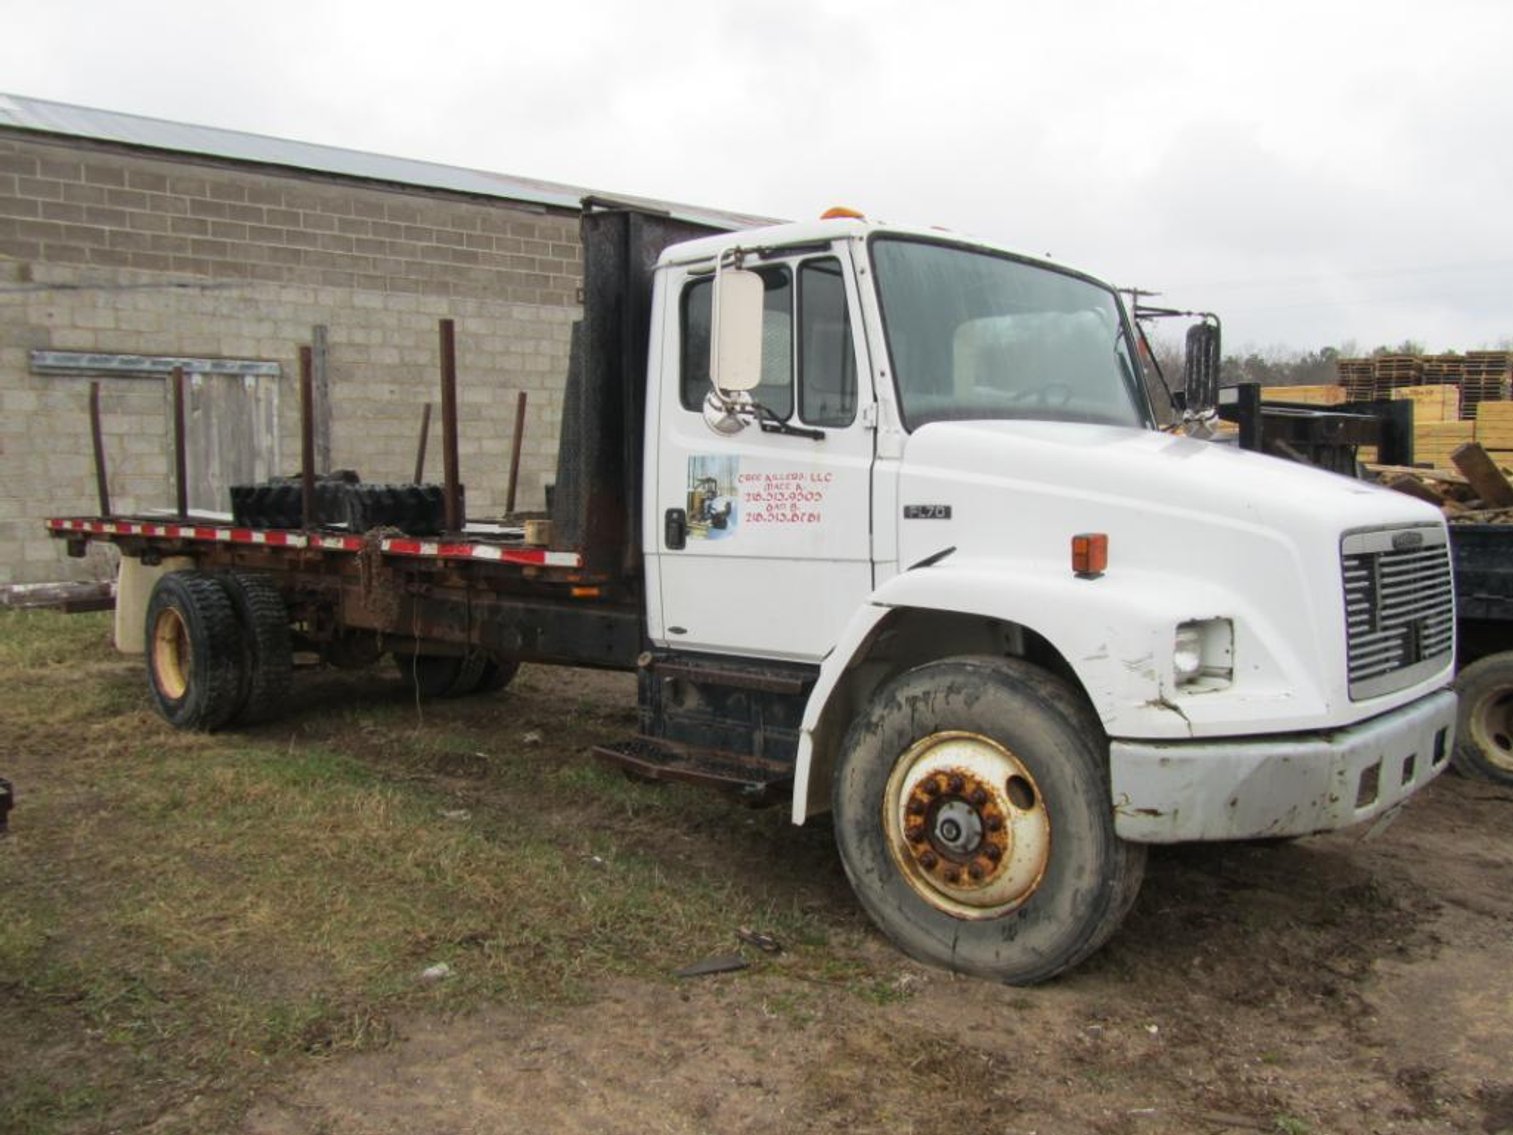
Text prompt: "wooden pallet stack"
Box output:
[[1461, 351, 1513, 422], [1373, 354, 1425, 396], [1422, 353, 1465, 388], [1337, 358, 1376, 401]]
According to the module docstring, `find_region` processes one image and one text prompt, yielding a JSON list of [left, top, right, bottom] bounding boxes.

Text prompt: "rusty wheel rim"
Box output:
[[883, 730, 1051, 920], [151, 607, 191, 701], [1467, 686, 1513, 774]]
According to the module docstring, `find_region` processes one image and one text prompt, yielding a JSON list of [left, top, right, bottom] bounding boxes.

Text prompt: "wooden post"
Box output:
[[413, 402, 432, 485], [172, 366, 188, 518], [506, 391, 527, 514], [88, 381, 112, 516], [438, 319, 461, 532], [312, 323, 332, 474], [300, 346, 316, 528]]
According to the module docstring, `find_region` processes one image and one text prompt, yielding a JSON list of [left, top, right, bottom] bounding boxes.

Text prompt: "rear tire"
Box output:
[[222, 572, 293, 726], [474, 656, 520, 694], [1453, 653, 1513, 786], [393, 651, 487, 698], [833, 656, 1145, 985], [144, 571, 245, 731]]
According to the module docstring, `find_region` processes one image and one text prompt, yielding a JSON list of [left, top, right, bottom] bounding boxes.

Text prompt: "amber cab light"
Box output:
[[1072, 533, 1108, 578], [821, 206, 866, 220]]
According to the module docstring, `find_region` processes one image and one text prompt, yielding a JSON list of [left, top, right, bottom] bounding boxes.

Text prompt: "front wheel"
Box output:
[[833, 656, 1145, 985]]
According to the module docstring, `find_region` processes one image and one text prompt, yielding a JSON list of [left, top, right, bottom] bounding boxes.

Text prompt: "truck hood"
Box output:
[[895, 420, 1441, 564]]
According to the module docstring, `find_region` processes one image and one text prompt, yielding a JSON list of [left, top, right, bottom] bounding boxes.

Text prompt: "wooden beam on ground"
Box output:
[[1384, 474, 1450, 507], [1451, 442, 1513, 508]]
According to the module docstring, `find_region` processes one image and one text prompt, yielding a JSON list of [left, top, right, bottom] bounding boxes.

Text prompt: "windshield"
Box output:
[[871, 237, 1149, 430]]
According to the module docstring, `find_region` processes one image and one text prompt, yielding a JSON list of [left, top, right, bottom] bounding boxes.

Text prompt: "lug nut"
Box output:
[[944, 869, 960, 884], [923, 779, 941, 797], [984, 844, 1003, 862], [968, 862, 985, 880], [985, 816, 1003, 833], [906, 826, 927, 844], [919, 850, 938, 869], [907, 798, 926, 816], [947, 774, 965, 793], [969, 787, 988, 806]]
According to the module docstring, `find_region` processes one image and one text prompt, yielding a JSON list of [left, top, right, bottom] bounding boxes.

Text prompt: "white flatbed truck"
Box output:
[[48, 202, 1458, 983]]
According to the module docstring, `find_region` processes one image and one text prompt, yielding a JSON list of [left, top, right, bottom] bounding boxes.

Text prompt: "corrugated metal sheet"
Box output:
[[0, 92, 776, 232]]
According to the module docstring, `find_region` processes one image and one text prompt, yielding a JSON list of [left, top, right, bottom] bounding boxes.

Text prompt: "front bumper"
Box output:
[[1109, 689, 1457, 842]]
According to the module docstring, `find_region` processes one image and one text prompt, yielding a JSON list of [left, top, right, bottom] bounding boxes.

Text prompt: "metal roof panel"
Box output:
[[0, 92, 777, 232]]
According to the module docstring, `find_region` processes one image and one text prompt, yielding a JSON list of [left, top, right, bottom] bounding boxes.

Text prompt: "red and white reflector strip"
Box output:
[[46, 518, 582, 569]]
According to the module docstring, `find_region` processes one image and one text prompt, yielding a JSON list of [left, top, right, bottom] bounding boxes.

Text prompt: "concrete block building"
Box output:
[[0, 94, 765, 584]]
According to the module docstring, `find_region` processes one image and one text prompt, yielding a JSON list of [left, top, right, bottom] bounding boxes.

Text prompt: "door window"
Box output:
[[679, 256, 858, 427]]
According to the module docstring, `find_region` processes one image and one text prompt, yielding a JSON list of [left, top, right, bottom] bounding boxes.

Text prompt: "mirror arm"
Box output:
[[758, 418, 827, 441]]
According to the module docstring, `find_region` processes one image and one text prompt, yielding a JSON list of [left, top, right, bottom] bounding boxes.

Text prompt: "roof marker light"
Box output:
[[821, 206, 866, 220]]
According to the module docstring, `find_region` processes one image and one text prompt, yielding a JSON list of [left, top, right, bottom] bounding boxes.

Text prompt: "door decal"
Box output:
[[687, 455, 740, 540]]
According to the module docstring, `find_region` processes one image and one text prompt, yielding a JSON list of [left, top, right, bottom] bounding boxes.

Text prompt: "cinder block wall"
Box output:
[[0, 131, 582, 584]]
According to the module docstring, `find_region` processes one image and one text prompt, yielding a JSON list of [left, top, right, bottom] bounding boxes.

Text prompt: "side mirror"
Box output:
[[1183, 319, 1221, 418], [710, 267, 764, 395]]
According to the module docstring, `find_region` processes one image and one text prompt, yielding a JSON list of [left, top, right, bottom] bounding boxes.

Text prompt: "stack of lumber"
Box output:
[[1392, 383, 1461, 422], [1475, 402, 1513, 467], [1258, 384, 1348, 406], [1371, 442, 1513, 523], [1461, 351, 1513, 422]]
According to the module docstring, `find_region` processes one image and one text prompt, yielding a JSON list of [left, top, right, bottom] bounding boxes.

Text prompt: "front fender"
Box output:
[[790, 555, 1324, 822]]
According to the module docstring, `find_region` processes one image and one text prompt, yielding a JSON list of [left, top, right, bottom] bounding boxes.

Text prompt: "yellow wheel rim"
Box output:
[[151, 607, 191, 700]]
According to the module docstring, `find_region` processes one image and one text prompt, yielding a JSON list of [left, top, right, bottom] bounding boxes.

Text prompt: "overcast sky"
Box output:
[[4, 0, 1510, 355]]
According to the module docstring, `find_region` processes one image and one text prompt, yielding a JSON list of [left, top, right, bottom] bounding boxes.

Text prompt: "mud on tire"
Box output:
[[832, 655, 1145, 985]]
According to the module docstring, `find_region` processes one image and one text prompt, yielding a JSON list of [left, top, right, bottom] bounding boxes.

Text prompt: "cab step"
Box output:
[[591, 736, 793, 800]]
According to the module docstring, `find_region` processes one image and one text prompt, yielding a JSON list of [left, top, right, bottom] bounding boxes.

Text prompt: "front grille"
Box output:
[[1342, 526, 1454, 700]]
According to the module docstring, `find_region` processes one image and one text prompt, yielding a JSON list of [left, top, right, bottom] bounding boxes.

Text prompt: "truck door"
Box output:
[[649, 250, 874, 662]]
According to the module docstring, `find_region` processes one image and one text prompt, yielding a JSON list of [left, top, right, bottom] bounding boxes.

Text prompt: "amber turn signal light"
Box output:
[[1072, 533, 1107, 578]]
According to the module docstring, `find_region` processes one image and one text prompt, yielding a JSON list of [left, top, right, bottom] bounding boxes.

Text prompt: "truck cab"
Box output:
[[632, 211, 1456, 980]]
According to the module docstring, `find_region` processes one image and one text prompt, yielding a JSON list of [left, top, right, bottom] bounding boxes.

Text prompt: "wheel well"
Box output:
[[803, 607, 1093, 818]]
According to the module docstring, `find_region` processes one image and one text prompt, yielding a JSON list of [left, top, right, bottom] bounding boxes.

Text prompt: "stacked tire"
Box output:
[[230, 479, 455, 536]]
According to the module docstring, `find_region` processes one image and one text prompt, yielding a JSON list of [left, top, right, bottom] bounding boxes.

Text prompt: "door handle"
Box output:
[[664, 508, 687, 550]]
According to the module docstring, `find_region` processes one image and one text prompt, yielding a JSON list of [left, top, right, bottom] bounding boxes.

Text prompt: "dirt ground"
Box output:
[[235, 669, 1513, 1135]]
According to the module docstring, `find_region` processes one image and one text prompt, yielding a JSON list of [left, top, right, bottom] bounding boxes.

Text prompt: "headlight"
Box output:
[[1174, 619, 1234, 689]]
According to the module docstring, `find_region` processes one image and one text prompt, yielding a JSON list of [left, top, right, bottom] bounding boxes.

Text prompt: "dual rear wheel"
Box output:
[[144, 569, 519, 730], [145, 570, 291, 730]]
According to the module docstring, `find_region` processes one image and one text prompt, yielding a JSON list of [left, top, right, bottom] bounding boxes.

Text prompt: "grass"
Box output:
[[0, 610, 854, 1135]]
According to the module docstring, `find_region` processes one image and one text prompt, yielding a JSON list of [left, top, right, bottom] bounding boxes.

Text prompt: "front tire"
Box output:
[[144, 571, 245, 731], [1453, 653, 1513, 786], [833, 656, 1145, 985]]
